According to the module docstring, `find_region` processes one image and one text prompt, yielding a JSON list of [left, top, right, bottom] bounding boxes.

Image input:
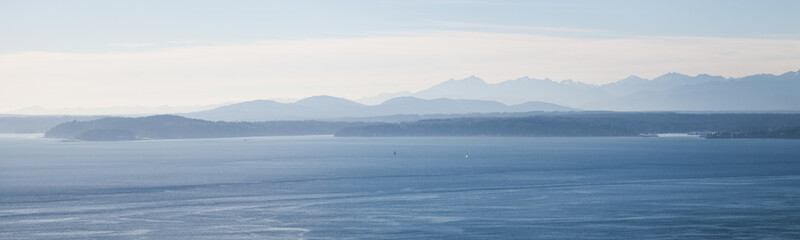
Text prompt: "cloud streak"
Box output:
[[109, 42, 156, 48], [2, 31, 799, 111], [430, 21, 605, 34]]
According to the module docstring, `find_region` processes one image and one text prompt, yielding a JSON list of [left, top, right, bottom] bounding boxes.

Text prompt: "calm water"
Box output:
[[1, 135, 800, 239]]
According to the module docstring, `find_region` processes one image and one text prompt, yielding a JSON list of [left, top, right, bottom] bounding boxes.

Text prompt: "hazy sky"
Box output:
[[2, 0, 799, 112]]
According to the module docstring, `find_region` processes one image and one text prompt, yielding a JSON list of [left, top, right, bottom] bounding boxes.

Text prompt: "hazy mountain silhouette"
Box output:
[[356, 91, 412, 105], [183, 95, 575, 121], [374, 97, 506, 115], [407, 69, 800, 111], [184, 96, 369, 121], [184, 69, 800, 121], [186, 99, 296, 121], [4, 104, 227, 116], [414, 75, 607, 107], [586, 70, 800, 111]]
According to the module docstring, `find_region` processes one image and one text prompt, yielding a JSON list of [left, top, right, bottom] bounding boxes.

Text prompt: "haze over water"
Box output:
[[2, 135, 799, 239]]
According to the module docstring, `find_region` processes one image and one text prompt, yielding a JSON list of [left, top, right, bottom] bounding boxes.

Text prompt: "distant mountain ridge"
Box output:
[[183, 69, 799, 121], [406, 69, 800, 111], [184, 96, 575, 122], [413, 75, 605, 107], [10, 69, 794, 121]]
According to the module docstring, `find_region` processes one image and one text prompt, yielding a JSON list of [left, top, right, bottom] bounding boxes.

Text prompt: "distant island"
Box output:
[[44, 113, 800, 141], [45, 115, 370, 141]]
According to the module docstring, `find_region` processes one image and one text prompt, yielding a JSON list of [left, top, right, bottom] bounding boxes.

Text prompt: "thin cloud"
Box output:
[[431, 21, 605, 34], [167, 40, 200, 45], [110, 42, 156, 48], [427, 0, 588, 8]]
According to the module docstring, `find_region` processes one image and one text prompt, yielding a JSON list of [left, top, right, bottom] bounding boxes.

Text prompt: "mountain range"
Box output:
[[183, 69, 799, 121], [4, 69, 798, 123], [183, 96, 574, 121], [401, 69, 800, 111]]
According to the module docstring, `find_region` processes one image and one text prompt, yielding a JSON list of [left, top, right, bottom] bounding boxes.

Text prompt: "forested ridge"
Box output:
[[335, 112, 800, 138], [44, 113, 800, 141]]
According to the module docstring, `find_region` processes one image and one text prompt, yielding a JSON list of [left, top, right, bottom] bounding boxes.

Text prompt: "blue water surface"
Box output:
[[1, 135, 799, 239]]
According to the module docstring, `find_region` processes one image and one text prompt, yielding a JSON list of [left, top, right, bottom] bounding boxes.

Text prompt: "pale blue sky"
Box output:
[[3, 0, 798, 53], [1, 0, 799, 112]]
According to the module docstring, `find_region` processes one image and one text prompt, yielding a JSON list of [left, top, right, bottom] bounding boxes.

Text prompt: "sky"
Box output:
[[1, 0, 799, 113]]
